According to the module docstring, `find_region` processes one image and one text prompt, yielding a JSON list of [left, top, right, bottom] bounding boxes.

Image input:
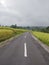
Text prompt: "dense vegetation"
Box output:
[[0, 29, 14, 42], [32, 31, 49, 46], [0, 27, 26, 42], [32, 26, 49, 33]]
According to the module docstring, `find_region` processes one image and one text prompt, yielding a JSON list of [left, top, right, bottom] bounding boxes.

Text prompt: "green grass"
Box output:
[[0, 27, 26, 43], [0, 29, 15, 42], [32, 31, 49, 46]]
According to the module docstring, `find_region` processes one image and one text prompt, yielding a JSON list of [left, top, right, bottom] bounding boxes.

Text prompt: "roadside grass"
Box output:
[[32, 31, 49, 46], [0, 29, 15, 42], [0, 27, 26, 43]]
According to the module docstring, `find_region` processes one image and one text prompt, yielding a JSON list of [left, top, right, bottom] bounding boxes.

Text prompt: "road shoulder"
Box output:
[[32, 34, 49, 53], [0, 34, 22, 47]]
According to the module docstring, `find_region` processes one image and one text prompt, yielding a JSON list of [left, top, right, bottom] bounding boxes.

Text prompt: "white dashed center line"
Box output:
[[24, 43, 27, 57]]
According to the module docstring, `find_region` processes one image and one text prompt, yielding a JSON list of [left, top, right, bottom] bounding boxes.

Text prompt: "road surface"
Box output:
[[0, 32, 49, 65]]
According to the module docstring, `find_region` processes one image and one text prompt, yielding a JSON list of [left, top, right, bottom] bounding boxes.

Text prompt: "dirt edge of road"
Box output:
[[0, 34, 22, 47], [32, 34, 49, 53]]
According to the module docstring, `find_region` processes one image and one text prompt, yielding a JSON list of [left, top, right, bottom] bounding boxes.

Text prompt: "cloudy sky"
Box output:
[[0, 0, 49, 26]]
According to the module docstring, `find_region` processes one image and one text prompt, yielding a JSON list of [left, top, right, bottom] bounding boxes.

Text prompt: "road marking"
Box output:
[[24, 43, 27, 57], [24, 36, 26, 38]]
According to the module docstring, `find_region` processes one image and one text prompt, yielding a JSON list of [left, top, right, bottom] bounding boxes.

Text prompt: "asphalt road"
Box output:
[[0, 32, 49, 65]]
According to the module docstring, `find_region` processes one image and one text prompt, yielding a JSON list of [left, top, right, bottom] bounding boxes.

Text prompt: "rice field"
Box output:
[[32, 31, 49, 46]]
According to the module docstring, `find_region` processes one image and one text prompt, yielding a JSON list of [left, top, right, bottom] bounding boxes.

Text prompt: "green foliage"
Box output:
[[0, 27, 26, 42], [46, 26, 49, 30], [10, 24, 17, 28], [0, 29, 15, 42], [32, 31, 49, 46]]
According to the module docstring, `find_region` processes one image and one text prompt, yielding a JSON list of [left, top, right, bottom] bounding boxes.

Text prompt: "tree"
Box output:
[[46, 26, 49, 30], [10, 24, 17, 28]]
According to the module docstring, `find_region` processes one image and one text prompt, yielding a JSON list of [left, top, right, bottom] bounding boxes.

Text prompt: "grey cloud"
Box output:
[[0, 0, 49, 26]]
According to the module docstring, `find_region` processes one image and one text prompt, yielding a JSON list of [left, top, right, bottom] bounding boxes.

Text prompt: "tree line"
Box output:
[[0, 24, 49, 33]]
